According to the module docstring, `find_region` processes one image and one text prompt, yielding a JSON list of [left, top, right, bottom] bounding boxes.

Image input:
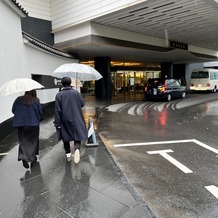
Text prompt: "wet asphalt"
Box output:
[[97, 93, 218, 218], [0, 94, 155, 218]]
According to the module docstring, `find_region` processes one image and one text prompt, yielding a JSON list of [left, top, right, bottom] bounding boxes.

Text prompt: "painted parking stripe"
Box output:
[[193, 139, 218, 154], [147, 149, 193, 173], [0, 153, 9, 156], [114, 139, 194, 147], [114, 139, 218, 154], [205, 185, 218, 199]]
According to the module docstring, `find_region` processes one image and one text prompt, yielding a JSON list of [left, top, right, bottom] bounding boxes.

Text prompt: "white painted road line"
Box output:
[[114, 139, 218, 155], [0, 153, 9, 156], [147, 149, 193, 173], [147, 149, 173, 154], [114, 139, 194, 147], [205, 185, 218, 199], [128, 104, 137, 115], [193, 139, 218, 154]]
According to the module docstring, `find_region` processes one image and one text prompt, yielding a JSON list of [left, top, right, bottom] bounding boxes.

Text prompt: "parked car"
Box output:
[[144, 78, 186, 101]]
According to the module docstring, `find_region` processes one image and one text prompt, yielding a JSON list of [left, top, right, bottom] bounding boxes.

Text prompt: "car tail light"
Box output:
[[190, 83, 193, 87], [159, 86, 165, 92], [207, 83, 210, 87], [164, 81, 166, 90], [159, 82, 166, 92]]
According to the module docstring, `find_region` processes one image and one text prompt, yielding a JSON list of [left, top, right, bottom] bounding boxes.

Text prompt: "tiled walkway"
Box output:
[[0, 94, 155, 218]]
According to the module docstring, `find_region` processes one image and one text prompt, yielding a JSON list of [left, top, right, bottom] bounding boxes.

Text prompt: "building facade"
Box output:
[[1, 0, 218, 140]]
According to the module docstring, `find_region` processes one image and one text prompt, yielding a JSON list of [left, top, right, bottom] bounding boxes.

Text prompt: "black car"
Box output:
[[144, 78, 186, 101]]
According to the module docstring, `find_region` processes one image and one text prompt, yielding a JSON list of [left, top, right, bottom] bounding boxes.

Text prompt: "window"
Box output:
[[191, 71, 209, 78], [172, 80, 180, 87], [210, 71, 218, 80]]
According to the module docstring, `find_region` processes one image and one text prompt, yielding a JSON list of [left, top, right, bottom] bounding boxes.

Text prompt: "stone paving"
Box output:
[[0, 94, 155, 218]]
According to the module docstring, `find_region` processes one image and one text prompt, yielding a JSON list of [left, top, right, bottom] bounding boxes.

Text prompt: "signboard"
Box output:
[[170, 41, 188, 50]]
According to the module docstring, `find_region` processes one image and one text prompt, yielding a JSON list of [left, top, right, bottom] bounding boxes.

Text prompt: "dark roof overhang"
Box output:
[[3, 0, 28, 17], [22, 32, 78, 59]]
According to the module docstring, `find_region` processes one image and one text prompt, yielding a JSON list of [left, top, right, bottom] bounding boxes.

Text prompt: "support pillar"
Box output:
[[94, 57, 112, 100], [161, 62, 173, 78], [173, 64, 185, 79]]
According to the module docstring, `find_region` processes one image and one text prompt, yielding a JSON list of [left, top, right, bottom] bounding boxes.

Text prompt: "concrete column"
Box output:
[[161, 62, 173, 78], [173, 64, 186, 85], [94, 57, 112, 100]]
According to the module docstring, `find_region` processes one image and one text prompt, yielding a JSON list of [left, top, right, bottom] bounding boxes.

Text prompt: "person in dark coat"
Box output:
[[12, 90, 42, 169], [54, 77, 87, 163]]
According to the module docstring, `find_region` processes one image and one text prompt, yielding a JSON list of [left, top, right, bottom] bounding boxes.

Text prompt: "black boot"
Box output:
[[22, 160, 29, 169], [31, 156, 37, 167]]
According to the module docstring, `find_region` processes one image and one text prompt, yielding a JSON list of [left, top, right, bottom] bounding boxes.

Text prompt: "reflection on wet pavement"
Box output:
[[0, 95, 155, 218]]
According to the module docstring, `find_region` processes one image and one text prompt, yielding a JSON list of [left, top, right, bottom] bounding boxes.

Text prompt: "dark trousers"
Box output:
[[18, 126, 39, 162], [63, 141, 81, 154]]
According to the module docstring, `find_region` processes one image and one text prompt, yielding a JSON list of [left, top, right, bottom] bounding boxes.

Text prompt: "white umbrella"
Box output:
[[71, 78, 83, 87], [0, 78, 44, 96], [53, 63, 103, 81]]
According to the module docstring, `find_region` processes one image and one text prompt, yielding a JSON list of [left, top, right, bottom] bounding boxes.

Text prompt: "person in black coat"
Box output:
[[54, 77, 87, 163], [12, 90, 42, 169]]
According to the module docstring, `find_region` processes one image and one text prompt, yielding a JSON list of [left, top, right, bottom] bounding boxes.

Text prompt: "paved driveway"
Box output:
[[98, 93, 218, 218]]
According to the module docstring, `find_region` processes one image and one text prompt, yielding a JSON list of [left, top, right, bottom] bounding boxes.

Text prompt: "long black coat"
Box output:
[[54, 87, 87, 142]]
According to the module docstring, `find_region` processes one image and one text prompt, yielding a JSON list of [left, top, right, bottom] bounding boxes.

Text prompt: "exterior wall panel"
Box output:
[[51, 0, 146, 31], [21, 17, 54, 45], [0, 0, 79, 140], [18, 0, 51, 20], [0, 1, 26, 123]]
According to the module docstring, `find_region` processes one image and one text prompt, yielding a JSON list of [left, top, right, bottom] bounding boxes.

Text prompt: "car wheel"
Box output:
[[166, 93, 171, 101], [181, 91, 186, 99]]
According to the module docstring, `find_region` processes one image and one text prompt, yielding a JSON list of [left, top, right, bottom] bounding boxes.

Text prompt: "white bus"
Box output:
[[190, 68, 218, 92]]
